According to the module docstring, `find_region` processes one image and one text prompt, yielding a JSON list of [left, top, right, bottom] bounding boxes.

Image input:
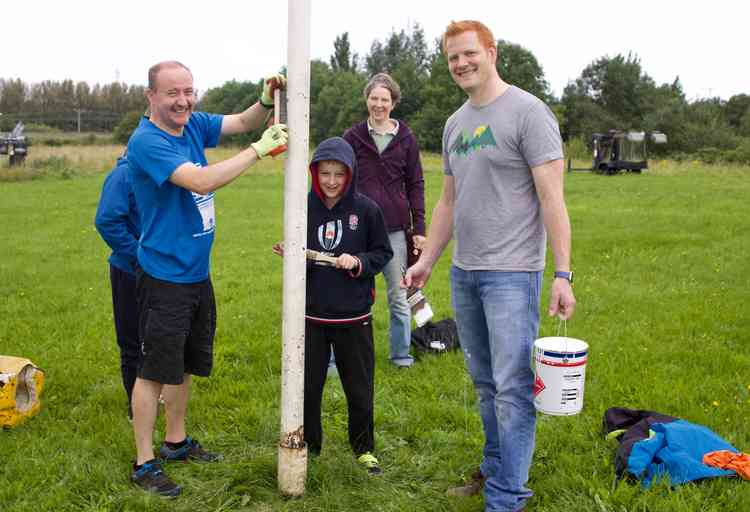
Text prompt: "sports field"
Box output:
[[1, 148, 748, 511]]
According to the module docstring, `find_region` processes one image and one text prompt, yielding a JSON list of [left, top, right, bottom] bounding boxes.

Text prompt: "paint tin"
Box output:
[[532, 337, 588, 416]]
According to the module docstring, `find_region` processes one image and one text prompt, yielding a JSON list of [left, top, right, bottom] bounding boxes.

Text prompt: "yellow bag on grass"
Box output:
[[0, 356, 45, 428]]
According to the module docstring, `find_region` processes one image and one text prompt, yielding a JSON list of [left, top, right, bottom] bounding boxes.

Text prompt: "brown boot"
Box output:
[[446, 469, 485, 497]]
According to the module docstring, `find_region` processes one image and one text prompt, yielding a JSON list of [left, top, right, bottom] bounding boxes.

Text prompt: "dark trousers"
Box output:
[[109, 264, 140, 408], [304, 320, 375, 456]]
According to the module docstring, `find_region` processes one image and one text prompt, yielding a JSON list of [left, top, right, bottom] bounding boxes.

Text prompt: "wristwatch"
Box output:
[[554, 271, 574, 283]]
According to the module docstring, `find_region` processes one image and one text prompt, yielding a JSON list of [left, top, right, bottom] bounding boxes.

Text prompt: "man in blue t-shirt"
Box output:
[[127, 60, 288, 497]]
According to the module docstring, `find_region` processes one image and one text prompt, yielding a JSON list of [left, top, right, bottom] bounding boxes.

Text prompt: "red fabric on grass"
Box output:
[[703, 450, 750, 480]]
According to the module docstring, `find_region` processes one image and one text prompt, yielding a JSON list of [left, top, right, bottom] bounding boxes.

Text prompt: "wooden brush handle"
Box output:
[[305, 249, 338, 265]]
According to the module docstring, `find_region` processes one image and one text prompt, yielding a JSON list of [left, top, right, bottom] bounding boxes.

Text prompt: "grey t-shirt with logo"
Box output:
[[442, 86, 563, 272]]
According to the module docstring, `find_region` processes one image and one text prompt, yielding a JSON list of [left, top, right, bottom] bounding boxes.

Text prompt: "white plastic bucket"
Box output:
[[532, 336, 588, 416]]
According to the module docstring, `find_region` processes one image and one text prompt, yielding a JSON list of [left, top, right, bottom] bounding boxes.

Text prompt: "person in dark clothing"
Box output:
[[343, 73, 426, 367], [272, 136, 392, 475], [94, 154, 141, 422]]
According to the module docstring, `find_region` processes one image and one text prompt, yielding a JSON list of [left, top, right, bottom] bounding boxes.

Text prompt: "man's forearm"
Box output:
[[170, 147, 259, 195], [541, 199, 571, 272], [237, 102, 270, 132], [222, 102, 271, 135], [533, 159, 571, 272]]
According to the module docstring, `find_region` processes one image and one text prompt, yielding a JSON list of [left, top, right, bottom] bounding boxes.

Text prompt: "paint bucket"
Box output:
[[532, 336, 588, 416]]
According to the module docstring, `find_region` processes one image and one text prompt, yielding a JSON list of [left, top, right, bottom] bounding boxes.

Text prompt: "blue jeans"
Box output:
[[450, 266, 541, 512], [382, 231, 413, 366]]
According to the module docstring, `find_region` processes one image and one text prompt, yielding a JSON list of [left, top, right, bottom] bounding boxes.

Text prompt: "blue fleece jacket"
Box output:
[[94, 156, 141, 275]]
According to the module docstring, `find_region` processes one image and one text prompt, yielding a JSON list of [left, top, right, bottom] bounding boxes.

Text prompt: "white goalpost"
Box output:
[[277, 0, 311, 497]]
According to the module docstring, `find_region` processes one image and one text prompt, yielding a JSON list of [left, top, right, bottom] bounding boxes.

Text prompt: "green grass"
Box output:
[[1, 149, 749, 511]]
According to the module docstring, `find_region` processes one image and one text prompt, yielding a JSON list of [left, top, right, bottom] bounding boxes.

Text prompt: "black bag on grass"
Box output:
[[410, 318, 460, 355]]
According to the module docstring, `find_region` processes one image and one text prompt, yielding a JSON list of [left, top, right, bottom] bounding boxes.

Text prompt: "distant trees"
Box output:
[[562, 53, 660, 139], [725, 94, 750, 135], [198, 79, 262, 145], [0, 78, 146, 131], [560, 53, 749, 159], [410, 44, 464, 151], [303, 24, 556, 151], [309, 68, 366, 144], [330, 32, 359, 73], [0, 79, 27, 114], [198, 34, 750, 164], [112, 111, 143, 145], [3, 24, 749, 163], [496, 40, 550, 102]]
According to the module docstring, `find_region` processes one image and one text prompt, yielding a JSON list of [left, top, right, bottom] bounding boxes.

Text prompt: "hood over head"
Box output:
[[309, 137, 356, 203]]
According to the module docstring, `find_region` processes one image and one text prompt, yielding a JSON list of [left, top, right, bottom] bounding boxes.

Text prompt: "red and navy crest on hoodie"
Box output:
[[349, 214, 359, 230]]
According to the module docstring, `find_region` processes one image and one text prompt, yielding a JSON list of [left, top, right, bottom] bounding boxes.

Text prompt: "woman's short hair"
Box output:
[[363, 73, 401, 105]]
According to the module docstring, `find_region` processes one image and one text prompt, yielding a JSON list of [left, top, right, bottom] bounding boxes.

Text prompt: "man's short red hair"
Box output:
[[442, 20, 495, 54]]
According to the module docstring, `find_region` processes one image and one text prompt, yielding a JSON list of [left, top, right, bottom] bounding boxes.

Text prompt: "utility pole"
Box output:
[[74, 109, 84, 133], [277, 0, 310, 497]]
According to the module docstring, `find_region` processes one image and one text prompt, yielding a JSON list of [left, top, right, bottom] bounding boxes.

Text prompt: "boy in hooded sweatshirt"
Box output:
[[273, 136, 392, 474]]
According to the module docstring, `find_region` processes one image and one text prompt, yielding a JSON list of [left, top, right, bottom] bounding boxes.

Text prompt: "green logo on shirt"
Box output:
[[449, 125, 497, 156]]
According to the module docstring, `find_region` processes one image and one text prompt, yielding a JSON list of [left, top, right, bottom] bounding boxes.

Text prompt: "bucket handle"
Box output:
[[556, 319, 569, 362]]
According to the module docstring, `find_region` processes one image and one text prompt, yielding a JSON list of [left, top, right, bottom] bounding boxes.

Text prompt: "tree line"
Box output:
[[3, 24, 749, 162], [0, 78, 146, 131], [199, 25, 750, 163]]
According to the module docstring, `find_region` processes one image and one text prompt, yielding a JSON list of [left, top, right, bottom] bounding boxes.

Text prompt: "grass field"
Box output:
[[1, 146, 748, 512]]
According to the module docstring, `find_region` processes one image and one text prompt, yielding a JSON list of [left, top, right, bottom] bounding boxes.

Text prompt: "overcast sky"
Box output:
[[5, 0, 746, 101]]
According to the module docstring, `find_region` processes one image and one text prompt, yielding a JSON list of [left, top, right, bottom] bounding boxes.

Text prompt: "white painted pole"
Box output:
[[278, 0, 310, 497]]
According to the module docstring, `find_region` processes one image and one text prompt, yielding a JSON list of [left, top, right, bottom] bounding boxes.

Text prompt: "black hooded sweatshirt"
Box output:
[[305, 137, 393, 324]]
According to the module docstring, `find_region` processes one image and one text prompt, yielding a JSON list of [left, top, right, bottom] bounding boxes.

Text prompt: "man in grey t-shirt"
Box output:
[[404, 20, 576, 512]]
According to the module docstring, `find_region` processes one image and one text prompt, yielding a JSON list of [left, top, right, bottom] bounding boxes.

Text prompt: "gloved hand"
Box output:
[[251, 124, 288, 159], [260, 74, 287, 108]]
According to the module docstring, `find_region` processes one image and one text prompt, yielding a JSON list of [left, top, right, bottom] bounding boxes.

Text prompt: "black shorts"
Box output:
[[135, 268, 216, 385]]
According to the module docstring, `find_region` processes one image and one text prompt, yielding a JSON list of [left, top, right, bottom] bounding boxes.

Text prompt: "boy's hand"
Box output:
[[335, 253, 359, 270], [251, 124, 288, 159], [260, 74, 287, 108], [272, 242, 284, 257]]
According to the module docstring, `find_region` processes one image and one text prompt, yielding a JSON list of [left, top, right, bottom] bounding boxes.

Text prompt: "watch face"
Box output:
[[555, 271, 573, 283]]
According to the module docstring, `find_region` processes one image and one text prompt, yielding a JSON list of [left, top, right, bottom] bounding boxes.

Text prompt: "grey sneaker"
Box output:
[[446, 469, 485, 497], [389, 357, 415, 368], [159, 437, 222, 462]]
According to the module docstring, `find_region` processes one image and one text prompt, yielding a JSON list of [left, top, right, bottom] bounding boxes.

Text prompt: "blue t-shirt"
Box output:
[[127, 112, 223, 283]]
